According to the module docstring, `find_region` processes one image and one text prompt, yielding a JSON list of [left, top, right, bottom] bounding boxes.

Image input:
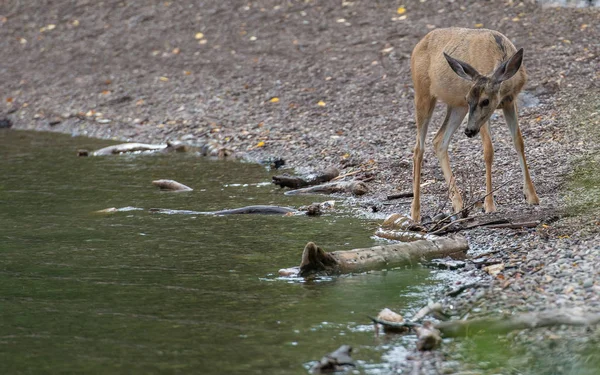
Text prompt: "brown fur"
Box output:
[[409, 28, 539, 222]]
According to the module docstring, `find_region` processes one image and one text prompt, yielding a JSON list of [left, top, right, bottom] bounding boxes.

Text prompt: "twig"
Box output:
[[332, 167, 377, 181], [428, 216, 474, 235], [386, 191, 414, 200]]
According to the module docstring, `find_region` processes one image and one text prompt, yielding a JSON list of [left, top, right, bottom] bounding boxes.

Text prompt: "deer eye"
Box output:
[[480, 99, 490, 107]]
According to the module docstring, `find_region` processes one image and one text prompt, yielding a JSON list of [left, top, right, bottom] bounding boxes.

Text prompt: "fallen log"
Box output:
[[92, 141, 187, 156], [284, 180, 368, 196], [272, 167, 339, 189], [374, 229, 428, 242], [286, 236, 468, 277], [436, 309, 600, 338], [152, 179, 193, 191]]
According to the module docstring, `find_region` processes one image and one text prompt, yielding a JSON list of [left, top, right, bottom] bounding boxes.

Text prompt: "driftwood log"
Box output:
[[149, 205, 299, 216], [152, 179, 193, 191], [272, 167, 340, 189], [282, 236, 468, 277], [284, 180, 368, 196], [92, 141, 187, 156]]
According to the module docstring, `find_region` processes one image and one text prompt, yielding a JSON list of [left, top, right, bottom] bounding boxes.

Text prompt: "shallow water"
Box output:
[[0, 130, 442, 374]]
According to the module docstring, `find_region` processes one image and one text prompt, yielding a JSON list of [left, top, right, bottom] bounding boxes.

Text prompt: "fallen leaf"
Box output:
[[269, 97, 280, 103], [397, 7, 406, 14], [256, 141, 265, 148], [172, 47, 180, 54], [6, 97, 13, 103], [249, 36, 257, 41], [18, 37, 27, 44], [474, 23, 484, 28], [512, 17, 520, 22], [136, 99, 145, 106], [72, 20, 80, 27], [101, 90, 111, 95], [199, 39, 207, 45], [564, 285, 574, 294], [317, 100, 326, 107], [195, 32, 204, 39], [40, 24, 56, 32], [184, 70, 191, 75], [159, 76, 169, 82], [483, 263, 505, 276]]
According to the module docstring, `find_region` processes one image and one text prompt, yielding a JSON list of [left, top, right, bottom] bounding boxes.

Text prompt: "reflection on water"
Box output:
[[0, 130, 437, 374]]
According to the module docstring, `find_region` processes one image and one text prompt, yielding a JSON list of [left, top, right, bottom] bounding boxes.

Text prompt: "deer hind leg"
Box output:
[[432, 105, 468, 215], [503, 102, 540, 205], [410, 96, 437, 222], [480, 120, 496, 213]]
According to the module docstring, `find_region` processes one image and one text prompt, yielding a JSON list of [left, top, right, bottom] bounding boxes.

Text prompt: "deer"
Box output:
[[409, 27, 540, 222]]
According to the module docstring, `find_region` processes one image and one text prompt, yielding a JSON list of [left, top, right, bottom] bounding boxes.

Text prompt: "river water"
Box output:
[[0, 130, 447, 374]]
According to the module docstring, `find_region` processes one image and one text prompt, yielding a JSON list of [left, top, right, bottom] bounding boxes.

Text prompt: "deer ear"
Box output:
[[443, 52, 481, 81], [492, 48, 523, 83]]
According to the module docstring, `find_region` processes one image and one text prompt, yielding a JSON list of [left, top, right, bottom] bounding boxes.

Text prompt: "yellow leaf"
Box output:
[[397, 7, 406, 14], [159, 76, 169, 82], [195, 32, 204, 39], [474, 23, 484, 28], [256, 141, 265, 148], [184, 70, 191, 75], [317, 100, 326, 107], [72, 20, 80, 27], [512, 17, 520, 22], [342, 153, 350, 159], [269, 97, 280, 103]]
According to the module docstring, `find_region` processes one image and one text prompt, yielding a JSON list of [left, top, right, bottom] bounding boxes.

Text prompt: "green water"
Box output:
[[0, 130, 437, 374]]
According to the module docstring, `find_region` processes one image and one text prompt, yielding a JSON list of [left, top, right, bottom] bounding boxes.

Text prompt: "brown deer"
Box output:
[[409, 27, 539, 222]]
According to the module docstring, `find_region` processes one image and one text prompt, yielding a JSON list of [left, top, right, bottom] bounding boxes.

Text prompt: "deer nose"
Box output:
[[465, 128, 479, 138]]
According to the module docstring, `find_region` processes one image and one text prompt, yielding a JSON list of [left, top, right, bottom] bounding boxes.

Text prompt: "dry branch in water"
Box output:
[[92, 141, 187, 156], [152, 179, 193, 191], [284, 180, 368, 196], [272, 167, 339, 189]]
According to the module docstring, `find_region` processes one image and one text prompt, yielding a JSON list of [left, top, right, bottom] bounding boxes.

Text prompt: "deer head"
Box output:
[[443, 48, 524, 138]]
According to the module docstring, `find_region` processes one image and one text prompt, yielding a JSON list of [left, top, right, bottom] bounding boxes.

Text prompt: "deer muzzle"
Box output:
[[465, 128, 479, 138]]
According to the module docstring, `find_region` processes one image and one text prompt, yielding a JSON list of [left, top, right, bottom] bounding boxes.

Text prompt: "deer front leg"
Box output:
[[410, 97, 436, 222], [480, 120, 496, 212], [503, 102, 540, 205], [432, 105, 468, 214]]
